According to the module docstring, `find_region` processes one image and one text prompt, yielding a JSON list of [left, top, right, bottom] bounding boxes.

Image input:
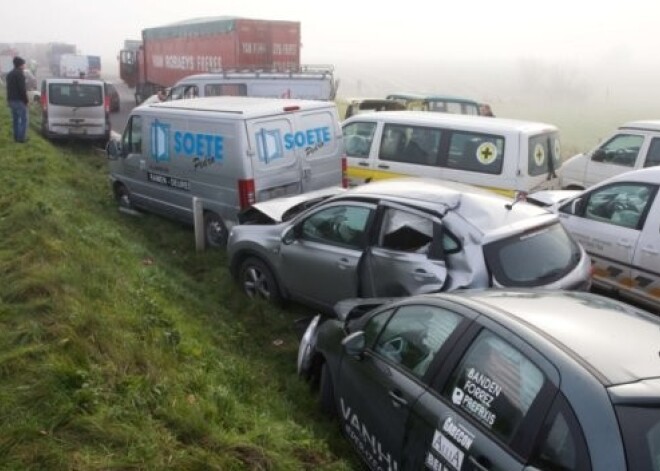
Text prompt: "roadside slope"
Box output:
[[0, 98, 354, 470]]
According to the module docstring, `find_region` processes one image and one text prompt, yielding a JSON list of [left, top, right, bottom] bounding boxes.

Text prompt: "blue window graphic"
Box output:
[[151, 120, 170, 162], [256, 128, 284, 164]]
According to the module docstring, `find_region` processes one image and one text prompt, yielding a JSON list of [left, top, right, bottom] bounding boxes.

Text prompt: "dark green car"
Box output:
[[298, 290, 660, 470]]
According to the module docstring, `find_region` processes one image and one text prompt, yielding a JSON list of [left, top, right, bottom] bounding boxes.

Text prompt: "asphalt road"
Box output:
[[109, 79, 136, 134]]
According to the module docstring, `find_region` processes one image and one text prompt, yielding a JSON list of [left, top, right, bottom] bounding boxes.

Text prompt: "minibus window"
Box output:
[[446, 131, 504, 174]]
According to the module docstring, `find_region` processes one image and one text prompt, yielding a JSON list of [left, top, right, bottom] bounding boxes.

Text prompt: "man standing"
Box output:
[[6, 56, 29, 143]]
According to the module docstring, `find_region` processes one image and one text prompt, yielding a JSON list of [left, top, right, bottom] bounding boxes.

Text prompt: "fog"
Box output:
[[3, 0, 660, 153]]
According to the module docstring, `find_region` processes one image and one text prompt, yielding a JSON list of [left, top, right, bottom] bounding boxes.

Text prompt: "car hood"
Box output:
[[238, 186, 346, 224], [526, 190, 581, 208]]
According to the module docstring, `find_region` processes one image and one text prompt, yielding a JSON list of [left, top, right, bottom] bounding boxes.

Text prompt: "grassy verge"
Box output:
[[0, 94, 356, 469]]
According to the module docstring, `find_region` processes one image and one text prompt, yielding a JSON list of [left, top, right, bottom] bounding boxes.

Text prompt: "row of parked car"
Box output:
[[103, 94, 660, 470]]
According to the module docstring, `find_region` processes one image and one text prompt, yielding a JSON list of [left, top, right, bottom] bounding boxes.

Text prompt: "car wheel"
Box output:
[[238, 257, 282, 304], [203, 212, 228, 248], [319, 362, 336, 417], [114, 183, 132, 208]]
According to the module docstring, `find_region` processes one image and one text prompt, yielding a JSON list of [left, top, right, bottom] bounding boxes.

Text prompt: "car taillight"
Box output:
[[41, 92, 47, 111], [238, 179, 256, 209], [341, 156, 348, 188], [104, 95, 110, 113]]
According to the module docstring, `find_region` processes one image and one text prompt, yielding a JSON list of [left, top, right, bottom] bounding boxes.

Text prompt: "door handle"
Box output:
[[413, 269, 436, 280], [358, 161, 369, 167], [616, 240, 633, 248], [641, 246, 660, 255], [468, 455, 491, 471], [388, 390, 408, 408], [337, 258, 352, 269], [377, 164, 390, 169]]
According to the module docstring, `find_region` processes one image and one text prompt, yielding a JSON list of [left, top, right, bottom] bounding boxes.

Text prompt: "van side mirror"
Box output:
[[342, 331, 366, 359], [106, 139, 122, 160]]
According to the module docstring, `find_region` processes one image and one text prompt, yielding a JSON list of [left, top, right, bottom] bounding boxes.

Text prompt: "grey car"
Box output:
[[227, 178, 591, 313], [297, 290, 660, 470]]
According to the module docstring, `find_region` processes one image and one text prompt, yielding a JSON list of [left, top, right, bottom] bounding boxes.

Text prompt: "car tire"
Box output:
[[319, 363, 336, 417], [203, 211, 228, 248], [114, 183, 132, 209], [238, 257, 283, 305]]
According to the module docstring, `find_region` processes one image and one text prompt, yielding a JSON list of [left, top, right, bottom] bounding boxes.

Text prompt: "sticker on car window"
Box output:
[[451, 367, 501, 427], [534, 143, 546, 166], [431, 430, 465, 470], [476, 142, 498, 165]]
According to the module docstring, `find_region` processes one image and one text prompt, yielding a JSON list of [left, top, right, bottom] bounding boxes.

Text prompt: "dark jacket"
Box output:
[[6, 67, 28, 104]]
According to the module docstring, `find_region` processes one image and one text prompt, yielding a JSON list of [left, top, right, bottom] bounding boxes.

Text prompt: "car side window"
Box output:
[[301, 205, 372, 248], [363, 309, 395, 347], [378, 208, 433, 253], [342, 121, 377, 158], [583, 183, 654, 229], [530, 394, 591, 470], [446, 131, 505, 174], [442, 330, 545, 442], [591, 134, 643, 167], [122, 116, 142, 155], [379, 124, 442, 166], [644, 137, 660, 168], [373, 305, 462, 378]]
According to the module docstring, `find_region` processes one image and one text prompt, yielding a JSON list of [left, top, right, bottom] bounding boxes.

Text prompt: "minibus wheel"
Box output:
[[204, 212, 228, 248], [114, 184, 132, 208]]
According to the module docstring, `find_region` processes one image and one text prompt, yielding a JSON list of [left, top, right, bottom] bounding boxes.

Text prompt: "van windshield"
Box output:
[[616, 405, 660, 470], [49, 83, 103, 107], [529, 132, 562, 177], [483, 222, 581, 286]]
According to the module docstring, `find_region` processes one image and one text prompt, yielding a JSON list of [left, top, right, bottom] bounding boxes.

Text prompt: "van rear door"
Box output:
[[246, 106, 342, 201], [46, 81, 107, 138]]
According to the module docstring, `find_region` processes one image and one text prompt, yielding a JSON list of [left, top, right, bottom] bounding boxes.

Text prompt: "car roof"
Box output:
[[442, 290, 660, 386], [44, 78, 105, 85], [139, 96, 335, 118], [340, 178, 554, 235], [343, 110, 557, 134], [620, 120, 660, 132], [386, 92, 479, 104], [605, 166, 660, 185]]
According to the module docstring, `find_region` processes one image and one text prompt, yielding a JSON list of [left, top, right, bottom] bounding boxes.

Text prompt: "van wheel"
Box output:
[[114, 184, 132, 208], [204, 212, 228, 248], [319, 363, 337, 417], [238, 257, 282, 305]]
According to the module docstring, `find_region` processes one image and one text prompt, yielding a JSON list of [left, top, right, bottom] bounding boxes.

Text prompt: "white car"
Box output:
[[530, 166, 660, 312], [560, 120, 660, 189]]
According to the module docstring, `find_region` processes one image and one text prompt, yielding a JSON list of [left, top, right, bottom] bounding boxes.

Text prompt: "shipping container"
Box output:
[[119, 16, 301, 103]]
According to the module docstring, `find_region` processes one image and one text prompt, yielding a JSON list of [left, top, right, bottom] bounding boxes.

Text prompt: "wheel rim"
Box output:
[[243, 266, 271, 300], [116, 186, 131, 207], [206, 220, 226, 247]]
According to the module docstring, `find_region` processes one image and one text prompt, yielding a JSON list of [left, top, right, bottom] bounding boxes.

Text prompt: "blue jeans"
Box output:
[[8, 100, 28, 142]]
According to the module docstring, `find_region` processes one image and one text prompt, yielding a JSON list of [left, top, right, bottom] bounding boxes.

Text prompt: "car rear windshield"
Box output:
[[616, 405, 660, 470], [483, 222, 581, 287], [49, 83, 103, 107]]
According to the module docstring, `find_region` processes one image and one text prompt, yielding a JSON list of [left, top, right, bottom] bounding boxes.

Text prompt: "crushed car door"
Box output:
[[279, 201, 376, 310], [361, 203, 447, 297]]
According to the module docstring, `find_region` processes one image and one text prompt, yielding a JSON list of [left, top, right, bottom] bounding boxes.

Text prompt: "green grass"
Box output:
[[0, 94, 357, 469]]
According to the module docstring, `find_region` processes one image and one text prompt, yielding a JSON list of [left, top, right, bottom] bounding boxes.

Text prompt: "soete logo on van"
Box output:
[[256, 126, 332, 164], [151, 120, 224, 164]]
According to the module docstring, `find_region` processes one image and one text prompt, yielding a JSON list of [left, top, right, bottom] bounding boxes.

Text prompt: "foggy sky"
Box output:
[[3, 0, 660, 151], [3, 0, 657, 72]]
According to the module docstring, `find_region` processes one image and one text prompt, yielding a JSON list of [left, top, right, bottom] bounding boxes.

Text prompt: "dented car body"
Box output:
[[227, 178, 591, 313]]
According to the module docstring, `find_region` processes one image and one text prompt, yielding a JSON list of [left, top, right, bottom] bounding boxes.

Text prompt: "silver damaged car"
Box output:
[[227, 178, 591, 312]]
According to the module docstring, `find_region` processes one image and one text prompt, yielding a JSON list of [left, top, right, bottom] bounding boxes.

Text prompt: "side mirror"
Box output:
[[342, 331, 366, 359], [571, 197, 585, 215], [592, 148, 606, 162], [281, 226, 297, 245], [106, 139, 121, 160]]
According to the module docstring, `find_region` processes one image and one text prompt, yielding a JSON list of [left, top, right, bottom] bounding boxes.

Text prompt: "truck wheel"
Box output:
[[114, 184, 132, 208], [319, 363, 337, 417], [203, 212, 228, 248], [238, 257, 282, 305]]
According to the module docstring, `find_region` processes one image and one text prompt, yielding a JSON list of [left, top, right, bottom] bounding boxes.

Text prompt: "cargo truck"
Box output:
[[47, 42, 76, 76], [119, 16, 301, 104]]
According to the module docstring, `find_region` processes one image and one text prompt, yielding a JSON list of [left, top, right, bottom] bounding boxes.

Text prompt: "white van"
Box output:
[[107, 96, 346, 247], [167, 67, 337, 103], [343, 111, 562, 197], [40, 78, 111, 141], [560, 120, 660, 190]]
